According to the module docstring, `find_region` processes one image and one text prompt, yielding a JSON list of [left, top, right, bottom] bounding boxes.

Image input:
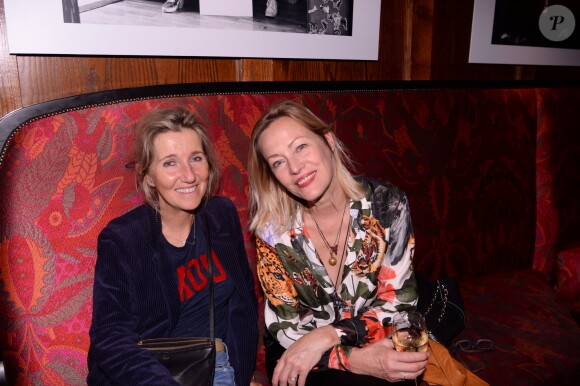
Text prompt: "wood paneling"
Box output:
[[409, 0, 434, 80], [241, 59, 274, 81], [0, 0, 21, 115], [15, 56, 239, 106], [521, 65, 580, 81], [1, 0, 580, 118], [430, 0, 517, 80]]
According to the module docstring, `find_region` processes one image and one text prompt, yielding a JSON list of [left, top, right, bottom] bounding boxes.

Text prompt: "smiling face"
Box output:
[[145, 128, 209, 217], [258, 116, 337, 206]]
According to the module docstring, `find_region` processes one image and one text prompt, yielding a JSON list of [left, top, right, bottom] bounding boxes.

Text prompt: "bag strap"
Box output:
[[203, 213, 215, 342], [424, 280, 448, 323]]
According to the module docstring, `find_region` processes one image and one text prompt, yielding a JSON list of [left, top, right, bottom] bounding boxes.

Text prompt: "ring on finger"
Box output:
[[288, 376, 297, 383]]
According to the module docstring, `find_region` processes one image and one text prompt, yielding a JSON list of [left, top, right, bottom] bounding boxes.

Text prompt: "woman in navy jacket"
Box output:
[[88, 107, 258, 385]]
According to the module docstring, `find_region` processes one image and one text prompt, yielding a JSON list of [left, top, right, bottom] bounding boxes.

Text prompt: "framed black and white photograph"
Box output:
[[469, 0, 580, 66], [4, 0, 381, 60]]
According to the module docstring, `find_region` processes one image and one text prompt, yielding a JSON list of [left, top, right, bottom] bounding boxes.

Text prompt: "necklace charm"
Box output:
[[328, 245, 338, 266], [328, 253, 338, 266], [309, 202, 348, 268]]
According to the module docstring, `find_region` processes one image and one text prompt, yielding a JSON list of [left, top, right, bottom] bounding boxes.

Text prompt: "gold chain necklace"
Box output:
[[309, 202, 348, 266]]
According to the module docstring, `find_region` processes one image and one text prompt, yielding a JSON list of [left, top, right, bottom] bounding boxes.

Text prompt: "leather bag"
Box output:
[[138, 338, 215, 386], [416, 271, 466, 347], [138, 214, 216, 386], [423, 339, 489, 386]]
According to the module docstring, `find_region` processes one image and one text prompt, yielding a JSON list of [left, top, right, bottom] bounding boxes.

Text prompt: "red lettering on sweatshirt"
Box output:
[[177, 251, 227, 301]]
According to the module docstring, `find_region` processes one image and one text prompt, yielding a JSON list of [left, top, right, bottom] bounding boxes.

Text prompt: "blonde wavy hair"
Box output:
[[247, 100, 365, 234], [132, 107, 220, 211]]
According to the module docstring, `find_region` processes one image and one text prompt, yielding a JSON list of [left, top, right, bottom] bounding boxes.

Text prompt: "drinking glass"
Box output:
[[392, 311, 428, 384]]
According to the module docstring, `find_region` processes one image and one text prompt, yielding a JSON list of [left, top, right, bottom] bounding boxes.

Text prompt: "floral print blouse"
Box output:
[[256, 179, 418, 371]]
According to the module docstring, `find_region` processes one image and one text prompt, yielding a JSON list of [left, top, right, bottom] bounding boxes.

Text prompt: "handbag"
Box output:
[[138, 214, 216, 386], [424, 339, 490, 386], [415, 271, 466, 347]]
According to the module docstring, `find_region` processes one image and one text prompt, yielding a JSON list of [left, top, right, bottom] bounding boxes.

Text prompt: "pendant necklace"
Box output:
[[162, 216, 196, 247], [309, 201, 348, 266], [332, 225, 350, 288]]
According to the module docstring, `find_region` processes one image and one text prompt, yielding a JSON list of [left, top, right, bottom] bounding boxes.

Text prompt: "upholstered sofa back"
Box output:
[[0, 82, 578, 385]]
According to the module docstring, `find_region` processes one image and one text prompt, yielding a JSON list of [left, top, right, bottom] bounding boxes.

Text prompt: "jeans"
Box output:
[[214, 340, 235, 386]]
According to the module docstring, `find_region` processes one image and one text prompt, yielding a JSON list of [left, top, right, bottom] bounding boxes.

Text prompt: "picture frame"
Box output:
[[4, 0, 382, 61], [469, 0, 580, 66]]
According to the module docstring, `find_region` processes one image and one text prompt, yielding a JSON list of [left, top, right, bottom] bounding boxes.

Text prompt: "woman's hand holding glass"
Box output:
[[391, 311, 428, 353], [348, 336, 428, 383], [391, 311, 429, 383]]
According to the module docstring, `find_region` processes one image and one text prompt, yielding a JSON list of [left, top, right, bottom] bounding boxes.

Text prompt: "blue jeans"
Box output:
[[214, 340, 235, 386]]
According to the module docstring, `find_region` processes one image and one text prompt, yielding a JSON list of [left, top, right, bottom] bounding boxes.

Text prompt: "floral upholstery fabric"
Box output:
[[556, 247, 580, 313], [534, 88, 580, 313], [457, 270, 580, 385], [344, 88, 538, 281], [0, 86, 578, 385]]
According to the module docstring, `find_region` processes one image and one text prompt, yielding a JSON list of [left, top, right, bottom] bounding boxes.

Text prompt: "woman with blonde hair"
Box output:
[[248, 100, 428, 386], [88, 107, 259, 385]]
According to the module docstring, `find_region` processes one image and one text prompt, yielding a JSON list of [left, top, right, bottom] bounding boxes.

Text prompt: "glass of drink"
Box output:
[[391, 311, 428, 384]]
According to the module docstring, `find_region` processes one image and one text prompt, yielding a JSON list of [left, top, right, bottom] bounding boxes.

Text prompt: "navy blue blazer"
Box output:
[[88, 197, 258, 385]]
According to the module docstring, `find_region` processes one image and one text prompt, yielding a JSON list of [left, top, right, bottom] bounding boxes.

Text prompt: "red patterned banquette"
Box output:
[[1, 81, 579, 385]]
